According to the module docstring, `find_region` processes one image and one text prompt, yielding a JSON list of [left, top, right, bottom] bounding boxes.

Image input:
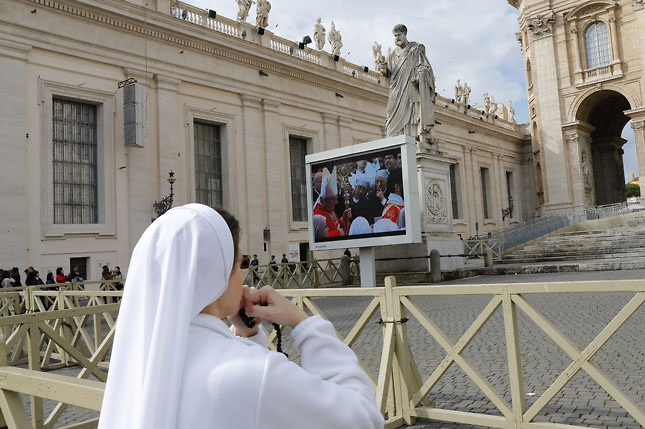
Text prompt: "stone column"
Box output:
[[0, 41, 29, 268], [262, 99, 286, 256], [570, 23, 583, 84], [469, 148, 480, 235], [241, 95, 266, 255], [339, 117, 353, 147], [562, 121, 595, 208], [155, 75, 182, 204], [608, 14, 622, 74], [321, 112, 339, 150], [462, 146, 475, 235], [631, 119, 645, 197], [527, 11, 573, 213]]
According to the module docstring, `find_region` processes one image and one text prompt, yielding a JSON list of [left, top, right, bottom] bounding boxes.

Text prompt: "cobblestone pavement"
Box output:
[[19, 270, 645, 428]]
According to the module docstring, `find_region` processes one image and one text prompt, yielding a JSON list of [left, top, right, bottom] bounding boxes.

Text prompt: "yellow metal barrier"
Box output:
[[0, 278, 643, 428], [243, 257, 360, 288]]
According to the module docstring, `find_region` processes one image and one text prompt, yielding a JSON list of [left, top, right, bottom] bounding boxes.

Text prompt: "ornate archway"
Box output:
[[574, 90, 632, 205]]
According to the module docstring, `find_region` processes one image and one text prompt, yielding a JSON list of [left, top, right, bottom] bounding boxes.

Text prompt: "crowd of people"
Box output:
[[312, 152, 406, 239], [0, 265, 122, 288], [1, 266, 50, 287]]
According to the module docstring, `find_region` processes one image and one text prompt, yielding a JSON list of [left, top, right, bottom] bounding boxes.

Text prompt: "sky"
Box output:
[[186, 0, 637, 182]]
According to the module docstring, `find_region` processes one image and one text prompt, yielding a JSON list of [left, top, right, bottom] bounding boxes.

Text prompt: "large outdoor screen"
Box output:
[[306, 135, 421, 251]]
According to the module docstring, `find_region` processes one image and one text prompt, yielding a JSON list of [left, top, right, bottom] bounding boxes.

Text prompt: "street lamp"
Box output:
[[152, 171, 176, 221]]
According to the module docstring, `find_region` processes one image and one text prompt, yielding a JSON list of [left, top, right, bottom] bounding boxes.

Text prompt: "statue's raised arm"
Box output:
[[384, 24, 437, 152]]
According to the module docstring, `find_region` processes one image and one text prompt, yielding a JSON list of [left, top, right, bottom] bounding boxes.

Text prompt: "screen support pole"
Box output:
[[359, 247, 376, 287]]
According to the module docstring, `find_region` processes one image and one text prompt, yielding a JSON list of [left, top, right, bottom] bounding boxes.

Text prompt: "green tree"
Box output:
[[625, 183, 641, 197]]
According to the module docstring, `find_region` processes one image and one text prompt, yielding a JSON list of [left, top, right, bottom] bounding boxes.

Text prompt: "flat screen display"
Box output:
[[306, 136, 420, 250]]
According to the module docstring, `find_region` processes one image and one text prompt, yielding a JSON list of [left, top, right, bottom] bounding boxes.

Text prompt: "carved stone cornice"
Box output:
[[635, 0, 644, 11], [240, 94, 262, 109], [565, 133, 580, 144], [261, 98, 280, 113], [527, 11, 556, 40], [0, 39, 32, 61], [25, 0, 388, 105], [321, 112, 338, 124], [339, 117, 353, 127], [155, 75, 181, 91]]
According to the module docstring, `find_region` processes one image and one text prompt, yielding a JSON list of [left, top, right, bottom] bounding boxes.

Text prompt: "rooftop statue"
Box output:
[[313, 18, 326, 50], [236, 0, 253, 22], [462, 82, 471, 106], [328, 21, 343, 56], [454, 79, 463, 103], [373, 42, 387, 74], [381, 24, 436, 151], [255, 0, 271, 28]]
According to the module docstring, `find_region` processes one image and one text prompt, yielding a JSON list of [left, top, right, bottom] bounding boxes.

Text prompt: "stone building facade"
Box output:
[[0, 0, 532, 277], [510, 0, 645, 214]]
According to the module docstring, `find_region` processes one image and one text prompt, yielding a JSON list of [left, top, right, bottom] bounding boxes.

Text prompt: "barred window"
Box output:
[[449, 164, 460, 220], [289, 136, 308, 222], [506, 171, 514, 219], [53, 98, 98, 224], [480, 167, 491, 219], [194, 122, 223, 208], [585, 21, 611, 69]]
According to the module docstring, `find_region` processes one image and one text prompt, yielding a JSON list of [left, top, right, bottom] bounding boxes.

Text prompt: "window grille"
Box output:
[[449, 164, 460, 220], [480, 167, 491, 219], [52, 98, 98, 224], [585, 21, 611, 69], [194, 122, 223, 208], [506, 171, 514, 219], [289, 136, 308, 222]]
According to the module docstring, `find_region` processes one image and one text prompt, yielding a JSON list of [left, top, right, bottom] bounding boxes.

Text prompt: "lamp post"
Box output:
[[152, 171, 176, 221]]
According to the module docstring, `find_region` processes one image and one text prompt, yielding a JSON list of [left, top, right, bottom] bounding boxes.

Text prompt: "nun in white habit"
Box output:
[[98, 204, 384, 429]]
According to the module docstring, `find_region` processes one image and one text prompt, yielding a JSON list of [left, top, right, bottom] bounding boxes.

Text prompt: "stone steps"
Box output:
[[498, 216, 645, 272], [513, 244, 645, 256]]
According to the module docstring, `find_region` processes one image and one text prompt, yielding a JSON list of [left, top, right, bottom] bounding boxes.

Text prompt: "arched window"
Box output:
[[585, 21, 611, 69]]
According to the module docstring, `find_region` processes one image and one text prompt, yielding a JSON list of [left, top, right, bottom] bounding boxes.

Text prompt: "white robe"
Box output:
[[177, 314, 384, 429]]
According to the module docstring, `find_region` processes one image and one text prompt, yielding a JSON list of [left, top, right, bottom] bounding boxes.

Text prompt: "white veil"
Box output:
[[98, 204, 234, 429]]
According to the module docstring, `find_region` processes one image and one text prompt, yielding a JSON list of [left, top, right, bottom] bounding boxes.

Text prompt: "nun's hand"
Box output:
[[244, 286, 307, 328], [228, 286, 260, 338]]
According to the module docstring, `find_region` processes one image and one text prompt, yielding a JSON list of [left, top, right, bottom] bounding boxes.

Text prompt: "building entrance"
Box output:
[[576, 90, 632, 206]]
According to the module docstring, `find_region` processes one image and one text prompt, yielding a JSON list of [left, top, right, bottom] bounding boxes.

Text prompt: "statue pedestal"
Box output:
[[375, 150, 464, 274]]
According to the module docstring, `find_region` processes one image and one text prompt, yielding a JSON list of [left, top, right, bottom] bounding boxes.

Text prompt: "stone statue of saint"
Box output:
[[463, 83, 471, 106], [313, 18, 326, 50], [372, 41, 386, 73], [382, 24, 436, 150], [454, 79, 464, 103], [508, 100, 515, 122], [328, 21, 343, 56], [483, 92, 491, 113], [489, 95, 498, 116], [236, 0, 253, 22], [255, 0, 271, 28]]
